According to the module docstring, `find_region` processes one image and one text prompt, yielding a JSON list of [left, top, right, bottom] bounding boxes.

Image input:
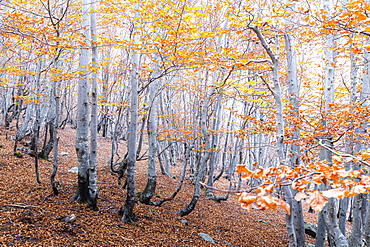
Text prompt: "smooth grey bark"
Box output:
[[51, 95, 60, 195], [316, 196, 327, 247], [140, 60, 160, 204], [348, 44, 363, 247], [284, 33, 305, 247], [362, 38, 370, 246], [14, 103, 33, 153], [136, 114, 146, 159], [157, 92, 175, 178], [205, 84, 222, 201], [30, 59, 44, 184], [178, 71, 213, 217], [316, 1, 348, 244], [250, 25, 296, 247], [97, 53, 111, 137], [338, 197, 349, 235], [88, 0, 98, 210], [73, 0, 91, 204], [120, 3, 140, 222]]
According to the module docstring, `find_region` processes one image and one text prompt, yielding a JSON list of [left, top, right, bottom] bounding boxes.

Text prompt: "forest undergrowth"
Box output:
[[0, 126, 320, 246]]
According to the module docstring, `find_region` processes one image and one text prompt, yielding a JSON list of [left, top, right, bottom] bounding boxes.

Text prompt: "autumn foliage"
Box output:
[[236, 152, 370, 214]]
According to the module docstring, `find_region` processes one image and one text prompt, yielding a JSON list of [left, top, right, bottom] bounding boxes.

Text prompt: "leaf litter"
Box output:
[[0, 126, 323, 246]]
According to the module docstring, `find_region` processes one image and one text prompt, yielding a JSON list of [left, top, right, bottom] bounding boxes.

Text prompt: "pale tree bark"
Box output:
[[120, 1, 141, 223], [347, 41, 364, 247], [249, 25, 297, 247], [88, 0, 98, 210], [204, 76, 222, 201], [361, 35, 370, 246], [316, 0, 348, 245], [140, 55, 160, 204], [30, 58, 44, 184], [204, 16, 229, 201], [284, 33, 305, 247], [73, 0, 91, 204], [214, 98, 235, 182], [157, 91, 175, 178], [178, 71, 212, 217], [51, 95, 60, 195]]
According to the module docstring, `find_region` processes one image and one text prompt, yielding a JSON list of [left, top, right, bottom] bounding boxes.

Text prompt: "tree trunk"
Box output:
[[140, 60, 160, 204], [285, 33, 305, 247], [120, 2, 140, 223], [178, 71, 213, 217], [88, 0, 98, 211], [73, 0, 91, 204], [250, 25, 296, 246]]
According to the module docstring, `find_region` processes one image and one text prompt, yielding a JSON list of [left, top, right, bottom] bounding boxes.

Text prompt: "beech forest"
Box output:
[[0, 0, 370, 246]]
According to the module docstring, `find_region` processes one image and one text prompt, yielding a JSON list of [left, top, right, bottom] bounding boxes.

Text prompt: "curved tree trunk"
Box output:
[[178, 72, 213, 217], [140, 60, 160, 204]]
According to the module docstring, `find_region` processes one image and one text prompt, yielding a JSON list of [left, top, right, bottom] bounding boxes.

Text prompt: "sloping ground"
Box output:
[[0, 126, 316, 246]]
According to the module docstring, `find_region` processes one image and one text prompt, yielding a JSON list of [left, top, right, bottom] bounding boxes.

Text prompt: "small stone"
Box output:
[[199, 233, 215, 244], [60, 214, 76, 223], [68, 167, 78, 173]]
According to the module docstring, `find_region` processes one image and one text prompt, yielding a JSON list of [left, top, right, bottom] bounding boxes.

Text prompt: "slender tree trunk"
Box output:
[[73, 0, 91, 204], [178, 72, 213, 217], [362, 37, 370, 246], [51, 95, 60, 195], [250, 25, 296, 247], [88, 0, 98, 210], [140, 60, 160, 204], [349, 43, 363, 247], [120, 2, 140, 222], [285, 33, 305, 247], [317, 1, 348, 244]]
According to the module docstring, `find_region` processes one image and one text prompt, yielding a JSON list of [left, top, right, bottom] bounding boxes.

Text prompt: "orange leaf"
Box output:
[[321, 188, 347, 199], [361, 153, 370, 160], [359, 175, 370, 185], [274, 197, 291, 215], [345, 185, 366, 197], [306, 191, 328, 213], [237, 192, 257, 211], [255, 195, 290, 215], [332, 156, 342, 165], [236, 165, 253, 178], [294, 192, 307, 201]]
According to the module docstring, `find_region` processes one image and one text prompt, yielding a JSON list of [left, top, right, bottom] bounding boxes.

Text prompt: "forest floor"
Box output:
[[0, 125, 319, 246]]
